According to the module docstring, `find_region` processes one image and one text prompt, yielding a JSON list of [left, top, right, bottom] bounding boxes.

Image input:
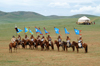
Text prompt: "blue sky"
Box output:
[[0, 0, 100, 16]]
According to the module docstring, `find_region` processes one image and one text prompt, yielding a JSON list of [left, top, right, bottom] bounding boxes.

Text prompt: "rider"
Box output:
[[30, 35, 35, 42], [25, 34, 28, 41], [57, 35, 62, 45], [37, 35, 41, 41], [11, 36, 16, 43], [77, 36, 83, 48], [47, 35, 52, 44], [41, 35, 45, 42], [17, 35, 21, 42], [66, 36, 71, 47]]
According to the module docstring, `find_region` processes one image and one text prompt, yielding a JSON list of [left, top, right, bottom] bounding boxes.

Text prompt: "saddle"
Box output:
[[78, 43, 82, 48], [67, 42, 70, 47]]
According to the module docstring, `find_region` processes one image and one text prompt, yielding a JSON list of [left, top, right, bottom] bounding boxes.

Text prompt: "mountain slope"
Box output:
[[0, 11, 98, 23]]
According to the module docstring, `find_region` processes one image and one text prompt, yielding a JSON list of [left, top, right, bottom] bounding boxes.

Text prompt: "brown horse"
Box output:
[[9, 40, 18, 53], [21, 39, 30, 49], [54, 40, 65, 51], [62, 41, 75, 52], [16, 40, 22, 48], [72, 41, 88, 53], [35, 39, 46, 50], [44, 40, 54, 50]]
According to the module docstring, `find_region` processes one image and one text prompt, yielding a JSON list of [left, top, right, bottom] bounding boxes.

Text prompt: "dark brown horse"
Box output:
[[62, 41, 75, 52], [35, 39, 46, 51], [44, 40, 54, 50], [21, 39, 30, 49], [9, 40, 18, 53], [72, 41, 88, 53], [54, 40, 65, 51], [16, 40, 22, 48]]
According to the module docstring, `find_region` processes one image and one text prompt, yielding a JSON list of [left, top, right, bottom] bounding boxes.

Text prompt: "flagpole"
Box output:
[[15, 25, 18, 38]]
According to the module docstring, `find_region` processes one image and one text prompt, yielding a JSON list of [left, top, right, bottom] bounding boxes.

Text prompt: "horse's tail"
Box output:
[[85, 45, 88, 53]]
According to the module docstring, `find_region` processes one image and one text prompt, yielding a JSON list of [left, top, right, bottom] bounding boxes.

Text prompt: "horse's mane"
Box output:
[[72, 41, 78, 45], [54, 40, 58, 44]]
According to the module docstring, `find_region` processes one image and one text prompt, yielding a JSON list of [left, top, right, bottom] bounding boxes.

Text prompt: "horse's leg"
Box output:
[[47, 44, 49, 50], [65, 45, 68, 52], [57, 45, 59, 51], [52, 44, 54, 50], [41, 44, 43, 51], [85, 45, 88, 53], [11, 48, 12, 53], [72, 45, 75, 52], [76, 47, 79, 53]]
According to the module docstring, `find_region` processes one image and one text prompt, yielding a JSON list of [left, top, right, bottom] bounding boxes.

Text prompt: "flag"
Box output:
[[35, 27, 43, 35], [15, 26, 23, 34], [44, 27, 50, 34], [35, 27, 40, 33], [29, 29, 33, 34], [64, 27, 70, 34], [74, 28, 82, 35], [17, 28, 23, 34], [24, 27, 29, 33], [54, 27, 60, 34]]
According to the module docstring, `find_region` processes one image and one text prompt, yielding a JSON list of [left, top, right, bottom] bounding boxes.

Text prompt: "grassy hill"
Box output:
[[0, 11, 98, 23]]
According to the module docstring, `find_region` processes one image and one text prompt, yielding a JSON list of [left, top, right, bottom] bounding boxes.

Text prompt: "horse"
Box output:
[[62, 41, 75, 52], [72, 41, 88, 53], [34, 39, 45, 50], [16, 39, 22, 49], [44, 40, 54, 50], [29, 39, 37, 49], [9, 40, 18, 53], [54, 40, 65, 51], [21, 39, 30, 49]]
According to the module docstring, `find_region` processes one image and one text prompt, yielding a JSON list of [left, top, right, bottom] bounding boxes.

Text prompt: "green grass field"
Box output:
[[0, 17, 100, 66]]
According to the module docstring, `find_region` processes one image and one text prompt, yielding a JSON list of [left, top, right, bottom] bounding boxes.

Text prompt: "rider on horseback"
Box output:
[[66, 36, 71, 47], [25, 35, 28, 41], [37, 35, 41, 41], [11, 36, 16, 43], [77, 36, 83, 48], [18, 35, 21, 42], [41, 35, 45, 42], [30, 35, 35, 42], [57, 35, 62, 46], [47, 35, 52, 45]]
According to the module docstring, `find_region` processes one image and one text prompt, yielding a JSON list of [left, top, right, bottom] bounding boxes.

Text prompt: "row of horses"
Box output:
[[9, 38, 88, 53]]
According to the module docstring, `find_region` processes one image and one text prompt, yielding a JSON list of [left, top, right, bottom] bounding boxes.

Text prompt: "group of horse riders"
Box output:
[[57, 35, 83, 48], [11, 34, 83, 48]]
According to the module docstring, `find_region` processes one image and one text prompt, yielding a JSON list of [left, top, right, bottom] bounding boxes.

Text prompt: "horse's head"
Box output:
[[21, 39, 25, 44], [72, 41, 78, 46], [54, 40, 58, 44], [15, 39, 18, 43], [34, 39, 37, 42]]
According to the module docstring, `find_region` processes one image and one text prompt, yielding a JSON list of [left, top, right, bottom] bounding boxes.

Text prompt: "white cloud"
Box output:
[[49, 2, 70, 8], [71, 5, 100, 14]]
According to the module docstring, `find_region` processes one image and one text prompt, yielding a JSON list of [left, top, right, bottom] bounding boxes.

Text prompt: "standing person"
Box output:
[[57, 35, 62, 45], [11, 36, 16, 44], [77, 36, 83, 48], [66, 36, 71, 47], [94, 21, 95, 25]]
